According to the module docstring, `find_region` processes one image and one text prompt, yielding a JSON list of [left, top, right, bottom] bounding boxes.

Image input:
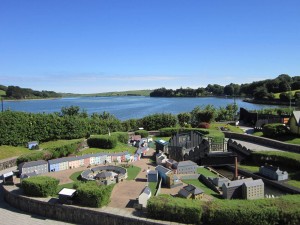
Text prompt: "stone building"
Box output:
[[259, 165, 288, 181]]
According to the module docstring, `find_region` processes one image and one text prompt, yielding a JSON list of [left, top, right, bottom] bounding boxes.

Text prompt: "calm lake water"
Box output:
[[3, 96, 277, 120]]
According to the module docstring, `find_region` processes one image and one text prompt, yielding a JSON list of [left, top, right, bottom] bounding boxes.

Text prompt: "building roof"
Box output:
[[148, 170, 158, 175], [58, 188, 76, 196], [223, 178, 253, 189], [244, 179, 264, 187], [178, 188, 191, 198], [261, 164, 280, 172], [177, 160, 197, 167], [155, 139, 169, 145], [20, 171, 38, 178], [292, 111, 300, 126], [3, 171, 14, 178], [155, 165, 172, 175], [184, 184, 204, 195], [131, 135, 142, 141], [95, 171, 116, 179], [140, 186, 151, 196], [28, 141, 38, 145], [19, 160, 48, 169]]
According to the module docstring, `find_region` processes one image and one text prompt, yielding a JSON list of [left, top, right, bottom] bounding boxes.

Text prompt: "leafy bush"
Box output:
[[74, 182, 114, 207], [17, 151, 45, 166], [46, 141, 81, 158], [141, 113, 177, 130], [87, 135, 118, 149], [111, 132, 129, 144], [147, 195, 202, 224], [22, 176, 59, 197], [134, 130, 149, 138], [262, 123, 289, 138]]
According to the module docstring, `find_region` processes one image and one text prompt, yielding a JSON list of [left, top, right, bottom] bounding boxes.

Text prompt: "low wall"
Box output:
[[0, 157, 17, 171], [226, 166, 300, 194], [180, 174, 200, 180], [2, 185, 169, 225], [224, 132, 300, 153], [199, 174, 220, 194]]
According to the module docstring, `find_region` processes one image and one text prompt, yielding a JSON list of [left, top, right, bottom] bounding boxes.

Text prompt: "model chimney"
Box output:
[[234, 156, 238, 180]]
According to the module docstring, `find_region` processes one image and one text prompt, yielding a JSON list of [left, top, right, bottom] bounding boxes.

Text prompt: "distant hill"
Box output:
[[61, 89, 153, 97]]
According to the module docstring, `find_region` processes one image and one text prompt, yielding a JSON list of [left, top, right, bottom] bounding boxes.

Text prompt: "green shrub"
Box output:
[[75, 182, 114, 207], [262, 123, 289, 138], [87, 135, 117, 149], [22, 176, 59, 197], [111, 132, 129, 144], [17, 151, 45, 166], [46, 141, 81, 158], [147, 195, 202, 224], [134, 130, 149, 138]]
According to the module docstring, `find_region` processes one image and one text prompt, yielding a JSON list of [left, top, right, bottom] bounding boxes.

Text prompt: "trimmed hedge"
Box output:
[[22, 176, 59, 197], [262, 123, 289, 138], [147, 195, 202, 224], [134, 130, 149, 138], [147, 195, 300, 225], [111, 132, 129, 144], [87, 135, 118, 149], [252, 151, 300, 170], [74, 182, 114, 207]]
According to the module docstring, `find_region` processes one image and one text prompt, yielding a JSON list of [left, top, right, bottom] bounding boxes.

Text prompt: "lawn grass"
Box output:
[[125, 165, 141, 180], [80, 142, 137, 155], [70, 170, 84, 182], [40, 138, 84, 149], [253, 131, 300, 145], [210, 123, 244, 133], [148, 181, 157, 195], [181, 179, 218, 196], [287, 180, 300, 189], [57, 182, 75, 193], [197, 167, 218, 177], [238, 165, 260, 173], [273, 89, 299, 99], [0, 145, 32, 160]]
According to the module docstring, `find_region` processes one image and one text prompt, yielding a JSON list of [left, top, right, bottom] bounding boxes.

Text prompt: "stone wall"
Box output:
[[2, 185, 171, 225], [224, 132, 300, 153], [0, 157, 17, 171]]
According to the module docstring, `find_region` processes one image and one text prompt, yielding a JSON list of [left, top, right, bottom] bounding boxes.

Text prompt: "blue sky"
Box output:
[[0, 0, 300, 94]]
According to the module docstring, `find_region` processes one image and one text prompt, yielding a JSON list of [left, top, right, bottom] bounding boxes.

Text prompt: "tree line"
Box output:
[[0, 104, 240, 146], [150, 74, 300, 100], [0, 85, 62, 99]]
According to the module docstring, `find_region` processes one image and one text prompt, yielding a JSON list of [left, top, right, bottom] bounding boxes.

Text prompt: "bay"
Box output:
[[3, 96, 277, 120]]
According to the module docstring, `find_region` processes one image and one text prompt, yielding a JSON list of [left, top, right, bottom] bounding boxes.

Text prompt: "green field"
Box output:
[[238, 165, 260, 173], [0, 145, 32, 160], [197, 167, 218, 177], [148, 181, 158, 195], [62, 89, 153, 97], [81, 142, 137, 155], [40, 138, 84, 149], [210, 123, 244, 133], [125, 165, 141, 180], [273, 89, 299, 99]]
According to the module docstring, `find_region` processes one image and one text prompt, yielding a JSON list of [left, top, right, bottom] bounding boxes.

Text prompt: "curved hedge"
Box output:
[[22, 176, 59, 197], [111, 132, 128, 144], [87, 135, 118, 149]]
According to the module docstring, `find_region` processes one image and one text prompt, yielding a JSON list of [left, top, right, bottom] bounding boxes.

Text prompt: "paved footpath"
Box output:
[[231, 139, 283, 152], [0, 167, 76, 225]]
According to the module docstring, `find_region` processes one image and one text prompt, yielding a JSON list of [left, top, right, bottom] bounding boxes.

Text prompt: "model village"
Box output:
[[2, 124, 296, 212]]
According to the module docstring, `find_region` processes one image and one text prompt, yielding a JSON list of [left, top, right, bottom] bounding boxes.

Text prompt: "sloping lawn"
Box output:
[[238, 165, 260, 173], [81, 142, 137, 155], [0, 145, 32, 160], [56, 170, 84, 193], [125, 165, 141, 180], [197, 167, 218, 177], [182, 179, 218, 196], [148, 181, 158, 195], [40, 138, 84, 149]]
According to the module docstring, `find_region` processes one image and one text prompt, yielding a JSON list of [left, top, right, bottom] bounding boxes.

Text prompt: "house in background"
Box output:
[[19, 160, 48, 175], [165, 159, 178, 170], [259, 165, 288, 181], [58, 188, 76, 204], [156, 152, 168, 165], [243, 179, 264, 200], [289, 111, 300, 135], [155, 139, 169, 153], [178, 184, 204, 200], [210, 177, 230, 187], [138, 186, 151, 208], [2, 171, 14, 184]]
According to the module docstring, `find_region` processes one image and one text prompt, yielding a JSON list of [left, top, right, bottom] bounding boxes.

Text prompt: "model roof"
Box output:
[[177, 160, 197, 167], [148, 170, 158, 175], [140, 186, 151, 196], [293, 111, 300, 126], [261, 164, 280, 172], [19, 160, 48, 168], [244, 179, 264, 187], [59, 188, 76, 196], [223, 178, 253, 188], [184, 184, 204, 195], [178, 188, 191, 198], [155, 165, 172, 174]]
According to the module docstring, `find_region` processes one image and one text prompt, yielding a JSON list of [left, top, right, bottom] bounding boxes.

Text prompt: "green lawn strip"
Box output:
[[39, 138, 84, 149], [80, 142, 137, 155], [287, 180, 300, 189], [238, 165, 260, 173], [70, 170, 84, 182], [182, 179, 217, 197], [210, 123, 244, 133], [0, 145, 32, 160], [252, 132, 300, 144], [197, 167, 218, 177], [125, 165, 141, 180], [253, 151, 300, 162], [57, 182, 75, 194], [148, 181, 157, 195]]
